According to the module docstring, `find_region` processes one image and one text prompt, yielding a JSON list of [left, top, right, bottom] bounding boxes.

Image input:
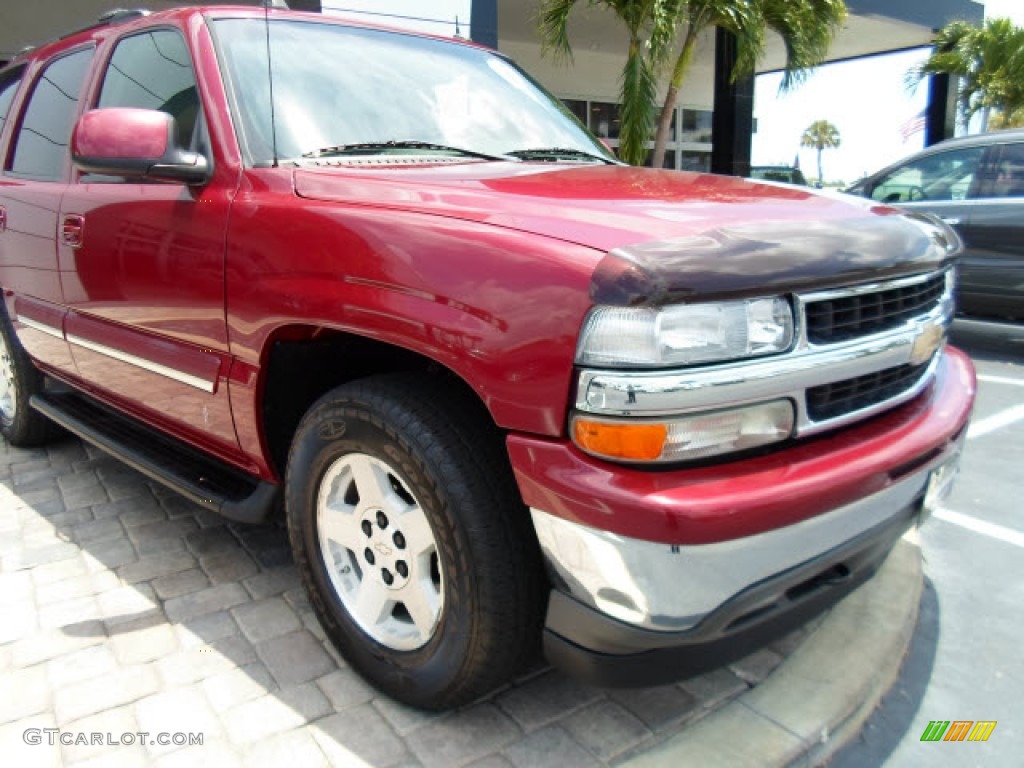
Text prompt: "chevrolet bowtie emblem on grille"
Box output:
[[910, 322, 943, 366]]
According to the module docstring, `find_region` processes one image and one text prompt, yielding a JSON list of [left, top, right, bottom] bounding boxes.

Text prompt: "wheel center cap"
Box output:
[[359, 508, 409, 590]]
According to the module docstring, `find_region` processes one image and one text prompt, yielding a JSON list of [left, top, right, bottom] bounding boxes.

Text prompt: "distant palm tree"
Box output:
[[538, 0, 846, 167], [910, 18, 1024, 131], [800, 120, 840, 184]]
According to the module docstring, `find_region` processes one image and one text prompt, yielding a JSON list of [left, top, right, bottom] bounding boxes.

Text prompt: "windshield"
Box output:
[[210, 18, 613, 166]]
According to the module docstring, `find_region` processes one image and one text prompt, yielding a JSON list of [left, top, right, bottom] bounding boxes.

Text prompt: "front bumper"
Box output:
[[508, 347, 975, 686], [541, 503, 915, 687]]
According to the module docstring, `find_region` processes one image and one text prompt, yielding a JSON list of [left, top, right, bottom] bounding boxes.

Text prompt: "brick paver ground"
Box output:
[[0, 435, 816, 767]]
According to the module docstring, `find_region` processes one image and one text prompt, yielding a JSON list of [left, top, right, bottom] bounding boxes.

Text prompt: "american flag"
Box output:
[[900, 109, 927, 142]]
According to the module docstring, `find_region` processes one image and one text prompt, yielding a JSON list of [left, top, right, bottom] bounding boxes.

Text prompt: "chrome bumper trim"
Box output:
[[530, 453, 948, 633], [576, 269, 954, 436]]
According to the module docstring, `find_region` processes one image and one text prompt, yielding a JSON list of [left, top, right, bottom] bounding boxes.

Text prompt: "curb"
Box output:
[[618, 535, 924, 768]]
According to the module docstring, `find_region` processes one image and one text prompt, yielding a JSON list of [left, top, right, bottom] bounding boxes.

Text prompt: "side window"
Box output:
[[8, 48, 93, 180], [0, 67, 25, 138], [98, 30, 200, 150], [869, 147, 986, 204], [981, 144, 1024, 199]]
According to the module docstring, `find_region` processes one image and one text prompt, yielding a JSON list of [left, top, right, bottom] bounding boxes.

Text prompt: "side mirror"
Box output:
[[72, 108, 211, 185]]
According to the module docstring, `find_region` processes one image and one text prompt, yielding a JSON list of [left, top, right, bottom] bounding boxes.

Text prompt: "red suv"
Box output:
[[0, 7, 974, 709]]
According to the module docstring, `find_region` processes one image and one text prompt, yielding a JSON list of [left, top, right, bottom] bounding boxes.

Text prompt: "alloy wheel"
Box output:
[[316, 452, 444, 651]]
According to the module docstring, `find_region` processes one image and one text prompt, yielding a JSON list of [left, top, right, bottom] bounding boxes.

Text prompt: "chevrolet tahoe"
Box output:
[[0, 6, 975, 709]]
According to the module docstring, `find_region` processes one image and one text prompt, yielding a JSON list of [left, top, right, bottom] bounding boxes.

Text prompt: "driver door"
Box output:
[[58, 27, 239, 456]]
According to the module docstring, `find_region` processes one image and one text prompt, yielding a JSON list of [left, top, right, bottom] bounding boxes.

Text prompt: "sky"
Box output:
[[752, 49, 931, 186], [753, 0, 1024, 184]]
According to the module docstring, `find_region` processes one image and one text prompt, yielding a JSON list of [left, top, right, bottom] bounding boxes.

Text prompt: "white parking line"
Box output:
[[934, 508, 1024, 549], [967, 403, 1024, 440], [978, 374, 1024, 388]]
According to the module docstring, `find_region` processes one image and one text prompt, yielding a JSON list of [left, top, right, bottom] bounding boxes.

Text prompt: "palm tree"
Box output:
[[910, 18, 1024, 132], [537, 0, 846, 167], [800, 119, 840, 184], [538, 1, 678, 165]]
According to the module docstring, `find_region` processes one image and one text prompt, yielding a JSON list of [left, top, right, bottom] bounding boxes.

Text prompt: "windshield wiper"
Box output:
[[302, 141, 511, 162], [504, 147, 614, 164]]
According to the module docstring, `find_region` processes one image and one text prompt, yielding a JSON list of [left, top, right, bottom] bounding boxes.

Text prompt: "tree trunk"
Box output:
[[817, 148, 823, 185], [652, 30, 698, 169], [652, 83, 680, 168]]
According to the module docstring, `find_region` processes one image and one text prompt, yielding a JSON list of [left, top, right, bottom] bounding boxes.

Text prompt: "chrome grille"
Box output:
[[805, 273, 947, 344], [806, 364, 930, 422]]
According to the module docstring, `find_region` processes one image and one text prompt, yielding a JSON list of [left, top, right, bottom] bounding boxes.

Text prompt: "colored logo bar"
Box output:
[[920, 720, 997, 742]]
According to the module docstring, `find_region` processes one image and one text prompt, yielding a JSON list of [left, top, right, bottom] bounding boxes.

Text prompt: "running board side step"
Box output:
[[31, 391, 278, 524]]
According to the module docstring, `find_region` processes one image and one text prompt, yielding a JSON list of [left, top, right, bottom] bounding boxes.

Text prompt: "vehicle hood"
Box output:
[[294, 162, 960, 305]]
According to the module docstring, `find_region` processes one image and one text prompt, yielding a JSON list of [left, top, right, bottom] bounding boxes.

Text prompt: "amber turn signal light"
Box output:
[[573, 419, 668, 461]]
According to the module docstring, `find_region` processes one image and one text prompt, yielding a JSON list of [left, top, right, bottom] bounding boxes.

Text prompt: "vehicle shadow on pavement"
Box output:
[[0, 434, 801, 767], [826, 577, 941, 767]]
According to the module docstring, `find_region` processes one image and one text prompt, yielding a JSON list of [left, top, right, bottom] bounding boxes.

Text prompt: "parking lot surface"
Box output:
[[831, 318, 1024, 766], [0, 422, 814, 768]]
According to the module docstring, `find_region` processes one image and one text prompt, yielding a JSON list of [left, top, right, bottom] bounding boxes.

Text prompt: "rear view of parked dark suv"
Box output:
[[847, 130, 1024, 321]]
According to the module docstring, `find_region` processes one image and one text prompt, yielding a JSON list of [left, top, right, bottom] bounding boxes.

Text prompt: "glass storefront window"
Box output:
[[645, 150, 678, 169], [556, 97, 712, 172], [561, 99, 588, 127], [590, 102, 620, 139], [682, 109, 713, 144], [681, 151, 711, 172]]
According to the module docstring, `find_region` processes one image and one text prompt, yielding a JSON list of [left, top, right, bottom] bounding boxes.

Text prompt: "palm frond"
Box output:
[[708, 0, 765, 79], [536, 0, 581, 63], [647, 0, 689, 65], [913, 17, 1024, 124], [618, 37, 659, 165], [760, 0, 847, 90]]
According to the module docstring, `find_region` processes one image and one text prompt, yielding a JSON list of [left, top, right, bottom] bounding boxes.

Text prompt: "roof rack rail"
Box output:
[[59, 8, 150, 41], [5, 8, 150, 64], [98, 9, 151, 25]]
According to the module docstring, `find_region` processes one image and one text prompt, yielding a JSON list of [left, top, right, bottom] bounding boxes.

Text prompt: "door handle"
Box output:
[[939, 216, 962, 227], [61, 214, 85, 248]]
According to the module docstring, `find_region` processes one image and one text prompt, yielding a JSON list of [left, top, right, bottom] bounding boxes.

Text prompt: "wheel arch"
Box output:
[[257, 324, 503, 483]]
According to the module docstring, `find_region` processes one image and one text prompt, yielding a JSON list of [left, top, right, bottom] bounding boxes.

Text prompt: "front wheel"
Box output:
[[285, 374, 544, 709], [0, 302, 62, 446]]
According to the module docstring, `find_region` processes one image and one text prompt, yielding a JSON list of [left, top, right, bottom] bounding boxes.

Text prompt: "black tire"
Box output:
[[0, 302, 62, 446], [285, 373, 545, 709]]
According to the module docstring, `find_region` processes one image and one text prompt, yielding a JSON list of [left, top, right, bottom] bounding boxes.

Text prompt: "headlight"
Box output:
[[576, 298, 793, 368]]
